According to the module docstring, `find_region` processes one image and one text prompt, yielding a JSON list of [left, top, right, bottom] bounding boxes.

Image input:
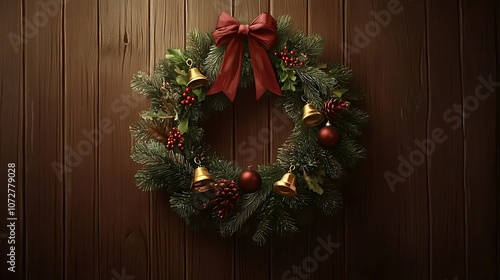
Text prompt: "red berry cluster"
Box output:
[[275, 46, 304, 67], [166, 127, 185, 151], [180, 88, 197, 106]]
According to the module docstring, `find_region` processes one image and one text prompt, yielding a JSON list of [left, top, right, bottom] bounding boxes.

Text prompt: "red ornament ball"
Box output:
[[317, 125, 340, 149], [238, 169, 262, 193]]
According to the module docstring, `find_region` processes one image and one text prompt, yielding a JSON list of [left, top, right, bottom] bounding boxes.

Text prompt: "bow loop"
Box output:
[[207, 12, 282, 101]]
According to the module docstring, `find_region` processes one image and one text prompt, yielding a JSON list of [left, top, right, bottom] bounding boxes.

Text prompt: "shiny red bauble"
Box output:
[[238, 169, 262, 193], [317, 125, 340, 149]]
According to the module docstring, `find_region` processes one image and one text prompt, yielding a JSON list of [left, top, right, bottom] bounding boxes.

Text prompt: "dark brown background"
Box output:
[[0, 0, 498, 279]]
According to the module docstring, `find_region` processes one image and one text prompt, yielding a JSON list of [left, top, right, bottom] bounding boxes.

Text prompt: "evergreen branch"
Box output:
[[130, 140, 167, 166], [131, 72, 164, 97], [272, 200, 299, 237], [252, 215, 272, 246], [186, 30, 213, 67], [203, 45, 225, 81], [291, 32, 324, 63], [219, 184, 272, 236], [316, 186, 343, 216], [170, 191, 197, 219]]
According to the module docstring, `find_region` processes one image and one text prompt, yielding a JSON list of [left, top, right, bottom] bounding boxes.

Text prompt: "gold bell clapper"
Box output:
[[301, 102, 324, 127], [191, 157, 215, 193], [273, 165, 298, 197], [186, 58, 208, 89]]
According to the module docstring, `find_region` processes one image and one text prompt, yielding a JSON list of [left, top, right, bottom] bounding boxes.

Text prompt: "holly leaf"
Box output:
[[165, 49, 186, 65], [192, 88, 205, 101], [178, 119, 189, 133], [174, 66, 187, 76], [281, 79, 297, 91], [141, 110, 174, 120], [332, 88, 348, 98], [303, 169, 324, 195], [176, 75, 187, 86], [280, 69, 298, 91]]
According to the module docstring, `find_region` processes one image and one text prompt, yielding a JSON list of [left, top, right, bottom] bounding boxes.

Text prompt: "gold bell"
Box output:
[[186, 59, 208, 89], [301, 103, 324, 127], [273, 173, 297, 197], [191, 166, 215, 193]]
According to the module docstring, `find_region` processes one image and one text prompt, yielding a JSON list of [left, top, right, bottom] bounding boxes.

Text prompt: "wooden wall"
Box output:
[[0, 0, 498, 279]]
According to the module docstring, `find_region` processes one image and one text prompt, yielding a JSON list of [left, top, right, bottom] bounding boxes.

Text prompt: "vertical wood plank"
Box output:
[[426, 0, 466, 278], [231, 2, 273, 280], [23, 0, 64, 278], [233, 88, 272, 279], [98, 0, 151, 278], [460, 0, 498, 278], [63, 0, 99, 278], [0, 1, 24, 279], [308, 0, 343, 61], [344, 0, 430, 279], [497, 10, 500, 280], [307, 1, 345, 279], [270, 0, 307, 30], [185, 1, 234, 280], [149, 0, 187, 279], [269, 0, 307, 159], [497, 2, 500, 278], [268, 2, 310, 280]]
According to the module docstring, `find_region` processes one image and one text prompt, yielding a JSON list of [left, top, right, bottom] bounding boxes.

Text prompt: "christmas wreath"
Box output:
[[130, 12, 368, 245]]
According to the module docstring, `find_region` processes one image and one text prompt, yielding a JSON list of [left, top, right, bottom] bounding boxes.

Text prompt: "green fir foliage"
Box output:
[[129, 15, 369, 245]]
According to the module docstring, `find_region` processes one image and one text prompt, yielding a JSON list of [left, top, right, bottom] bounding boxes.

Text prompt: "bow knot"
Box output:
[[207, 12, 282, 101], [238, 24, 249, 35]]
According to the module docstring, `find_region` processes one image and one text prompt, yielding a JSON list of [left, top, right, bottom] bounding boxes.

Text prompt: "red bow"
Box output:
[[207, 12, 283, 101]]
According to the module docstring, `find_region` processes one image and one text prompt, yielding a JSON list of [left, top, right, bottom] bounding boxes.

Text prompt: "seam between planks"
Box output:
[[457, 0, 468, 279], [423, 0, 433, 279]]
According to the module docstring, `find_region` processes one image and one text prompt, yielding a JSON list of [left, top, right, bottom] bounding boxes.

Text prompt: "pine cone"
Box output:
[[323, 98, 349, 121], [210, 179, 240, 219]]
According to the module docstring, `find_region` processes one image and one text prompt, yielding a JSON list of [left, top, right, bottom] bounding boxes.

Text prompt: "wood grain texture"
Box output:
[[344, 0, 430, 279], [98, 0, 151, 278], [149, 0, 186, 279], [307, 2, 345, 279], [233, 88, 272, 280], [0, 0, 24, 279], [0, 0, 498, 278], [270, 0, 307, 30], [426, 0, 466, 279], [460, 0, 498, 279], [63, 0, 99, 279], [231, 2, 274, 280], [308, 0, 343, 61], [185, 1, 235, 280], [23, 0, 65, 278], [268, 2, 310, 280]]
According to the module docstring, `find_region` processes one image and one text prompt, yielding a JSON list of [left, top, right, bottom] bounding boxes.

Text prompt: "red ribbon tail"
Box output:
[[207, 40, 243, 102], [248, 39, 282, 100]]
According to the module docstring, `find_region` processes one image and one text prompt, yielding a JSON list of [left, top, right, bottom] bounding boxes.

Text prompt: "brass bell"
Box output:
[[191, 166, 215, 193], [273, 173, 297, 197], [301, 103, 324, 127], [186, 59, 208, 89]]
